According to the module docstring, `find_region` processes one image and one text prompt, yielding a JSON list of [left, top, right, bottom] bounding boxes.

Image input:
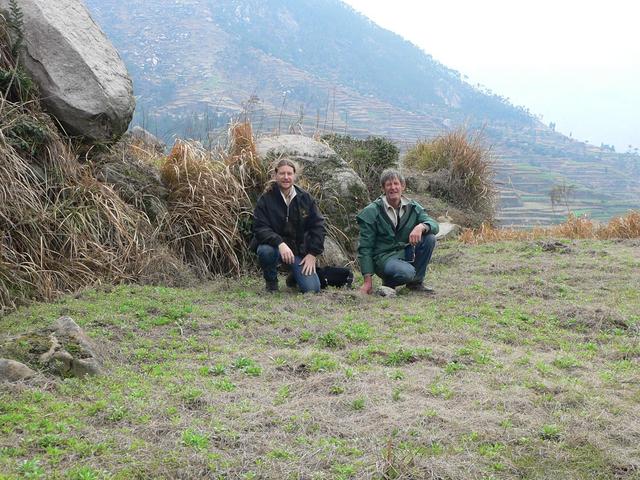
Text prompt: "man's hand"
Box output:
[[278, 243, 295, 264], [408, 223, 428, 246], [360, 275, 373, 295], [299, 254, 317, 276]]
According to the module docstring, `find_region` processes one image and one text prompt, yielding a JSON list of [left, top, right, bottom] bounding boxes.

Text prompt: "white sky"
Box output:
[[342, 0, 640, 152]]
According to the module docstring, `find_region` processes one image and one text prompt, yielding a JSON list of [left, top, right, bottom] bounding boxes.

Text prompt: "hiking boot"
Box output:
[[285, 272, 297, 288], [265, 279, 279, 292], [406, 283, 435, 294]]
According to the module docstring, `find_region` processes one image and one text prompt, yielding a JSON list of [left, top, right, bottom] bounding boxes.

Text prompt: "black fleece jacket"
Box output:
[[252, 185, 325, 257]]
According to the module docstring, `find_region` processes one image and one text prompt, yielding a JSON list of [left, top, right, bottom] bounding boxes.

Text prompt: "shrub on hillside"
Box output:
[[405, 129, 497, 224], [322, 134, 399, 198]]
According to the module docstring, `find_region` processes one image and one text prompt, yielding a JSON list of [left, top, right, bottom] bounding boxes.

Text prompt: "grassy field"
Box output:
[[1, 239, 639, 479]]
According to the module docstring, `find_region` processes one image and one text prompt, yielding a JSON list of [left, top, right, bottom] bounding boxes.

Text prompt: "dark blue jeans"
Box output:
[[380, 233, 436, 288], [256, 244, 321, 293]]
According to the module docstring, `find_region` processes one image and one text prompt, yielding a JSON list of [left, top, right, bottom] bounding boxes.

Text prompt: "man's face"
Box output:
[[275, 165, 296, 192], [383, 177, 405, 205]]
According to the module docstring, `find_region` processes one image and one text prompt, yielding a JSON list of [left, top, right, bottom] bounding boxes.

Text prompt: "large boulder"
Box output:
[[256, 135, 368, 252], [0, 0, 135, 142]]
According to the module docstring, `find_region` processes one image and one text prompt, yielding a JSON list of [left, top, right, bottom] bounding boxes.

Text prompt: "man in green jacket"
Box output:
[[357, 169, 439, 294]]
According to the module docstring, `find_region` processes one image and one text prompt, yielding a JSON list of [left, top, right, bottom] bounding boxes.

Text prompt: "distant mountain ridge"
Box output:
[[84, 0, 640, 225]]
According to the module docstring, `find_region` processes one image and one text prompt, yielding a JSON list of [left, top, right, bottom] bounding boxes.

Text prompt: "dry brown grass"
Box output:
[[0, 113, 151, 312], [405, 128, 497, 223], [225, 121, 267, 200], [460, 211, 640, 244], [160, 140, 254, 277]]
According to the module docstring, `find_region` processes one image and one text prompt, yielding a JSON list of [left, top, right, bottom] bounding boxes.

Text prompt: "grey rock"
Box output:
[[257, 135, 337, 160], [376, 286, 397, 297], [91, 151, 169, 223], [52, 317, 102, 377], [71, 358, 102, 377], [50, 350, 73, 373], [0, 0, 135, 141], [125, 126, 166, 153], [53, 317, 97, 357], [0, 358, 36, 382], [435, 222, 461, 241], [318, 236, 349, 267]]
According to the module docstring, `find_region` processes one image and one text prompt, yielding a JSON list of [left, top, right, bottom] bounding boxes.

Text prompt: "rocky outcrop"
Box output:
[[257, 134, 368, 252], [0, 316, 102, 379], [0, 0, 135, 142]]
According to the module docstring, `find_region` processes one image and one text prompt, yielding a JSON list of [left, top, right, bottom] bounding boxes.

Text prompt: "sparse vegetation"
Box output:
[[1, 238, 638, 479]]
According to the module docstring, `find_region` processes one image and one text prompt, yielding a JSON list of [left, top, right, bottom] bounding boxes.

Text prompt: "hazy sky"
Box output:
[[342, 0, 639, 152]]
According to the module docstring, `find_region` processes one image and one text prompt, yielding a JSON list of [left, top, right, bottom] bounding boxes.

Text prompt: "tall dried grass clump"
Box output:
[[599, 211, 640, 239], [225, 121, 267, 200], [405, 128, 497, 224], [460, 211, 640, 244], [0, 106, 150, 312], [160, 140, 253, 277]]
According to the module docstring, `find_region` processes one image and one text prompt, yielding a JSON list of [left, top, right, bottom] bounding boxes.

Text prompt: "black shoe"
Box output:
[[265, 280, 279, 292], [285, 272, 296, 288], [406, 283, 435, 294]]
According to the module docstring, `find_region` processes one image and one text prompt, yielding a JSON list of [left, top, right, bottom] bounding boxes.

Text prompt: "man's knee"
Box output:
[[297, 274, 321, 294], [299, 282, 321, 294], [383, 259, 415, 284], [256, 244, 278, 264], [421, 232, 437, 249]]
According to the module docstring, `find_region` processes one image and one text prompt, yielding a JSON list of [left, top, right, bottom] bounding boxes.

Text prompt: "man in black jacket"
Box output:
[[252, 158, 325, 292]]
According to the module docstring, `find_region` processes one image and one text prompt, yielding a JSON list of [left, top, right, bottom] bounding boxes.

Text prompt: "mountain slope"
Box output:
[[85, 0, 640, 224]]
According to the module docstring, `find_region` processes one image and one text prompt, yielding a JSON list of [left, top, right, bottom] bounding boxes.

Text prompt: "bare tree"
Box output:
[[549, 181, 575, 214]]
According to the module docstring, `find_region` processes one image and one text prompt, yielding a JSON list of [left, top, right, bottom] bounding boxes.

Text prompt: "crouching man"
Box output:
[[357, 169, 439, 294], [252, 158, 325, 293]]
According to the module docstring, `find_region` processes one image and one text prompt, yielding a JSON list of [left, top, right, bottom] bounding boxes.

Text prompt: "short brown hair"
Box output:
[[379, 168, 405, 187]]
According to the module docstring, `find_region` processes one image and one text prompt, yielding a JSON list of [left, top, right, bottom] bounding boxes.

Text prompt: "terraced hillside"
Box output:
[[490, 125, 640, 226], [84, 0, 640, 225]]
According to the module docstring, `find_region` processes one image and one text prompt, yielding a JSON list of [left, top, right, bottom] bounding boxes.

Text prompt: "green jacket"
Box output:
[[356, 196, 439, 276]]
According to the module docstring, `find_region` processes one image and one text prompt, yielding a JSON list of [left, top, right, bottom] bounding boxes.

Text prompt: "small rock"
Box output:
[[51, 350, 74, 373], [376, 286, 397, 297], [71, 358, 102, 377], [53, 316, 98, 359], [126, 126, 166, 152], [0, 359, 37, 382]]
